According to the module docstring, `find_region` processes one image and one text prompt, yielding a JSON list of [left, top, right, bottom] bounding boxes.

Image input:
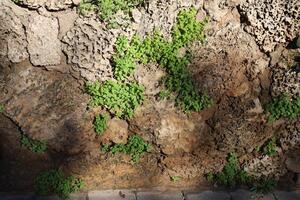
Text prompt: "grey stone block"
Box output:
[[34, 196, 60, 200], [136, 191, 183, 200], [274, 191, 300, 200], [69, 193, 87, 200], [230, 189, 252, 200], [185, 191, 230, 200], [0, 194, 34, 200], [88, 190, 136, 200]]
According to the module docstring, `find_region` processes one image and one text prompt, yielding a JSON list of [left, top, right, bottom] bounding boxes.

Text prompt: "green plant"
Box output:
[[251, 177, 277, 193], [20, 134, 47, 153], [11, 0, 21, 3], [170, 176, 181, 182], [260, 138, 277, 156], [208, 153, 250, 188], [111, 9, 212, 112], [172, 8, 208, 48], [102, 134, 150, 162], [34, 169, 84, 200], [93, 114, 108, 135], [265, 94, 300, 122], [0, 104, 4, 113], [85, 80, 145, 118], [79, 0, 144, 23], [158, 90, 171, 100]]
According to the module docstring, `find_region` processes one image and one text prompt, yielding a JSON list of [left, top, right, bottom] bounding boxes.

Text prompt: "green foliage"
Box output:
[[79, 0, 96, 15], [208, 153, 250, 188], [265, 94, 300, 122], [112, 8, 212, 112], [11, 0, 21, 3], [102, 134, 150, 162], [34, 169, 84, 200], [158, 90, 171, 100], [93, 114, 108, 135], [170, 176, 181, 182], [79, 0, 144, 23], [172, 8, 208, 48], [85, 80, 145, 118], [207, 154, 277, 193], [0, 104, 4, 113], [20, 134, 47, 153], [251, 177, 277, 193], [259, 138, 277, 156]]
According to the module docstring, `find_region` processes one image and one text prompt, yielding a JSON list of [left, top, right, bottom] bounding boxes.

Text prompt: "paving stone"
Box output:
[[88, 190, 136, 200], [274, 191, 300, 200], [34, 196, 60, 200], [70, 193, 87, 200], [185, 191, 230, 200], [0, 194, 34, 200], [136, 191, 183, 200], [230, 189, 252, 200]]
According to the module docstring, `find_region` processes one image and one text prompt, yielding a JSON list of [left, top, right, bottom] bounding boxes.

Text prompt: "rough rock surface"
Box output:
[[271, 67, 300, 97], [26, 14, 61, 66], [279, 120, 300, 151], [18, 0, 80, 10], [0, 0, 28, 63], [62, 0, 203, 81], [244, 155, 287, 179], [102, 118, 129, 144], [239, 0, 300, 52], [0, 62, 92, 153]]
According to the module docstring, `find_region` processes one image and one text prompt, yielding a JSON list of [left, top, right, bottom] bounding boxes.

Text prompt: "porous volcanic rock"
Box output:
[[102, 118, 129, 144], [18, 0, 80, 10], [0, 0, 28, 63], [279, 120, 300, 151], [244, 155, 287, 179], [0, 62, 93, 155], [239, 0, 300, 52]]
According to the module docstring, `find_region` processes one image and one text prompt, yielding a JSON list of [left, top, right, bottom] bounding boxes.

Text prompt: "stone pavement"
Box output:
[[0, 189, 300, 200]]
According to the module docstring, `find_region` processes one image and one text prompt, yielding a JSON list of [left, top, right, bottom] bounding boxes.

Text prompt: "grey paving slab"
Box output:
[[88, 190, 136, 200], [230, 189, 252, 200], [274, 191, 300, 200], [0, 194, 34, 200], [185, 191, 230, 200], [136, 191, 183, 200], [34, 196, 60, 200], [69, 193, 87, 200]]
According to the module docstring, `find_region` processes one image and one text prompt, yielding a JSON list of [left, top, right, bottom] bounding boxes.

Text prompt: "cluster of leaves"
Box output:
[[34, 169, 84, 200], [0, 104, 4, 113], [207, 153, 277, 193], [85, 80, 145, 118], [20, 134, 47, 153], [79, 0, 144, 23], [170, 176, 181, 182], [265, 94, 300, 122], [11, 0, 21, 3], [250, 177, 277, 193], [207, 153, 250, 188], [93, 114, 108, 135], [102, 134, 150, 162], [256, 138, 277, 156], [113, 8, 212, 112]]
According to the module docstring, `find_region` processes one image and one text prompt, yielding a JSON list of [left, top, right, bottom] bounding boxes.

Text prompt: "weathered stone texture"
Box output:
[[26, 14, 61, 66], [0, 0, 28, 63], [239, 0, 300, 52]]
